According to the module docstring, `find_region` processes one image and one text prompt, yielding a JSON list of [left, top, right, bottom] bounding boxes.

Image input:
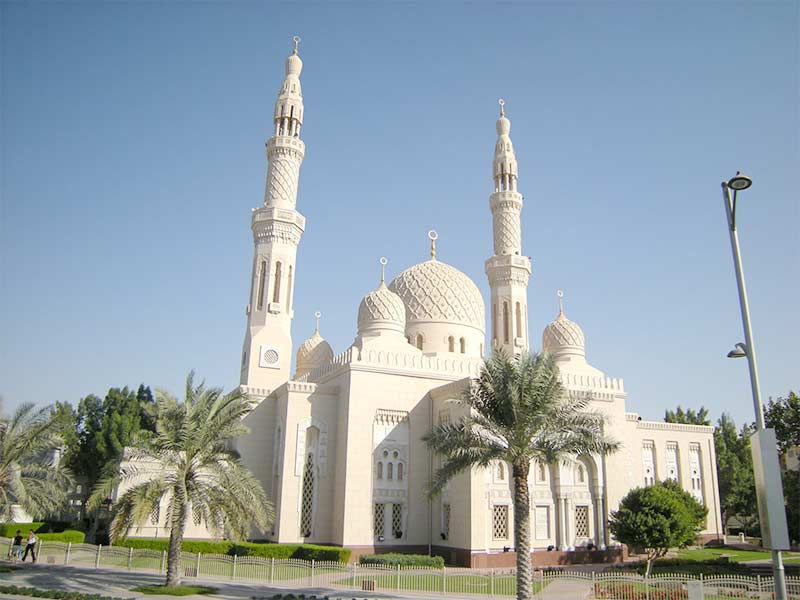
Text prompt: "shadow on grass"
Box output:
[[131, 584, 218, 596]]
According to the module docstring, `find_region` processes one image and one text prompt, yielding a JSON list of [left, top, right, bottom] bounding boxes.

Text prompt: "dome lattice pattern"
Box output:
[[389, 260, 485, 330], [297, 331, 333, 369], [542, 312, 585, 352], [358, 283, 406, 328]]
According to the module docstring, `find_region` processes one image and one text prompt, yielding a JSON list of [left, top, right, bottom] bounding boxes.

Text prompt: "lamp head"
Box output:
[[727, 172, 752, 191], [727, 342, 748, 359]]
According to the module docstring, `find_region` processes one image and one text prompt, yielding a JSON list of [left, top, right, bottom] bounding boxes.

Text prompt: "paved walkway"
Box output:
[[0, 561, 598, 600]]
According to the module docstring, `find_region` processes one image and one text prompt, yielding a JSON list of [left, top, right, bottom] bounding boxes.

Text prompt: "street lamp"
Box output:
[[721, 173, 789, 600]]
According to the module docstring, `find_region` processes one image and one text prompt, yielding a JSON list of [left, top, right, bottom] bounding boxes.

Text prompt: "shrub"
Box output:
[[359, 553, 444, 568], [0, 523, 45, 537], [38, 530, 86, 544], [0, 585, 124, 600], [131, 585, 217, 596], [112, 539, 350, 562]]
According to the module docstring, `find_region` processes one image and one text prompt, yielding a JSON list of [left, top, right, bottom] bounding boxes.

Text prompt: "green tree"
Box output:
[[713, 413, 757, 533], [90, 372, 273, 588], [664, 406, 710, 426], [63, 386, 157, 540], [424, 352, 619, 600], [0, 402, 73, 520], [609, 479, 707, 577], [764, 391, 800, 454]]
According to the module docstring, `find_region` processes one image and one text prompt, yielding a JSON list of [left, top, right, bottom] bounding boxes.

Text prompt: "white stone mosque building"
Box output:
[[227, 40, 723, 566]]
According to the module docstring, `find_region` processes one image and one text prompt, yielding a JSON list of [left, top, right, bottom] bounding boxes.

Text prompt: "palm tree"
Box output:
[[424, 352, 619, 600], [90, 372, 273, 588], [0, 402, 72, 521]]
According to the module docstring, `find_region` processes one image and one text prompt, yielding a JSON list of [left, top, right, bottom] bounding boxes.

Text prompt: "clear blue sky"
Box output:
[[2, 2, 797, 428]]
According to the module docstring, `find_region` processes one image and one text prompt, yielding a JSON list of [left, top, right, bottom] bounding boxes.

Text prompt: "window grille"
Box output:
[[442, 503, 451, 539], [492, 505, 509, 540], [300, 453, 315, 536], [192, 510, 202, 526], [150, 504, 160, 525], [438, 409, 451, 426], [392, 503, 403, 538], [374, 503, 385, 537], [575, 505, 589, 537]]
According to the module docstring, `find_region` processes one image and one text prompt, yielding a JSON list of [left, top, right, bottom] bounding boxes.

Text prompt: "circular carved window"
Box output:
[[263, 349, 279, 364]]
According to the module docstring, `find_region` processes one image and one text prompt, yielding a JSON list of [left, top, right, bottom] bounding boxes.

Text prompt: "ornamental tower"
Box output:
[[485, 99, 532, 355], [241, 37, 307, 390]]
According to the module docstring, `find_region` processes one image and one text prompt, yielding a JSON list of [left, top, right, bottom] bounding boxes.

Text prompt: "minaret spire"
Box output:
[[240, 37, 308, 390], [485, 100, 531, 355]]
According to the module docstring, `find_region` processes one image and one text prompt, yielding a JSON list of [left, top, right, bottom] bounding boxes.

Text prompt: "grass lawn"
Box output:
[[676, 546, 800, 563], [335, 573, 531, 595], [131, 585, 218, 596]]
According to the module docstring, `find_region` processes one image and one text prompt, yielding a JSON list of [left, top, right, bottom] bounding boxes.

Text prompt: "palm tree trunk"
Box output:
[[513, 459, 532, 600], [165, 511, 186, 587]]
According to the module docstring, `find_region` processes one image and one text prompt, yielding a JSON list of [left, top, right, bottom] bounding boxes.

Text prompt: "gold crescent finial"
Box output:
[[557, 290, 564, 316], [379, 257, 388, 284], [428, 230, 439, 259], [314, 310, 321, 332], [498, 98, 505, 117], [292, 36, 300, 54]]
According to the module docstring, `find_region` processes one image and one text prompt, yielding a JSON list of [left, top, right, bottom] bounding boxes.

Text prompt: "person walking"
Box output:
[[10, 530, 24, 561], [21, 530, 37, 563]]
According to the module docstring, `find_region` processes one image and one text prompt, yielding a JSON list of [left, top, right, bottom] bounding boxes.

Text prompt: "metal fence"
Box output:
[[3, 538, 799, 599]]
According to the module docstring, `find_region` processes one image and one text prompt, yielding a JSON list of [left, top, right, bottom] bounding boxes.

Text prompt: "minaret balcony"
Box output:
[[267, 136, 305, 153], [489, 191, 523, 212], [485, 254, 531, 272], [252, 207, 306, 230]]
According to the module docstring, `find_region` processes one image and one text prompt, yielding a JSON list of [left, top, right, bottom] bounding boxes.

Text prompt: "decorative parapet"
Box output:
[[374, 408, 409, 426], [297, 346, 484, 384], [628, 415, 714, 433], [560, 372, 625, 393], [240, 385, 272, 399]]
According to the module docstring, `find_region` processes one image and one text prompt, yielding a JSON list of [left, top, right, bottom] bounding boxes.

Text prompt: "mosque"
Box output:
[[227, 39, 721, 566]]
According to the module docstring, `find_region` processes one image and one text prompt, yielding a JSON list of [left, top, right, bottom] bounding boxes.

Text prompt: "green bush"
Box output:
[[0, 585, 124, 600], [0, 523, 45, 537], [38, 530, 86, 544], [112, 538, 233, 554], [610, 557, 751, 576], [130, 585, 217, 596], [359, 553, 444, 568], [112, 539, 349, 562]]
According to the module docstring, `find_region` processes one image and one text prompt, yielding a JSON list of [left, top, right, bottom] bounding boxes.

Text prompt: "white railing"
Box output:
[[3, 538, 798, 599]]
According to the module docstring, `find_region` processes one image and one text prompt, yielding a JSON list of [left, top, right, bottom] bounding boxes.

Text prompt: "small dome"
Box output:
[[296, 329, 333, 377], [389, 259, 485, 332], [357, 282, 406, 335], [542, 307, 585, 358], [285, 53, 303, 77], [496, 115, 510, 136]]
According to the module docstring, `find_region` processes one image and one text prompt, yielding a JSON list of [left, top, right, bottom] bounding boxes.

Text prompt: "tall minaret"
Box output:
[[485, 99, 532, 355], [241, 37, 307, 390]]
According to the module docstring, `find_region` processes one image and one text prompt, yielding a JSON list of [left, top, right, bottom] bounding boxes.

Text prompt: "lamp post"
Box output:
[[721, 173, 789, 600]]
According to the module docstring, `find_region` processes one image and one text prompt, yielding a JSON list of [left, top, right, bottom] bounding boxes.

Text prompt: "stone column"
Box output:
[[593, 495, 605, 549]]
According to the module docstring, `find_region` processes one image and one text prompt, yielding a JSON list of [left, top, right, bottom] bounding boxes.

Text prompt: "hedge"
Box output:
[[37, 530, 86, 544], [0, 523, 45, 537], [0, 585, 124, 600], [112, 539, 350, 562], [359, 553, 444, 568]]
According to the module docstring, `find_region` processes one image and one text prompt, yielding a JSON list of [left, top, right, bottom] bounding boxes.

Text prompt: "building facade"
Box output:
[[231, 40, 723, 567]]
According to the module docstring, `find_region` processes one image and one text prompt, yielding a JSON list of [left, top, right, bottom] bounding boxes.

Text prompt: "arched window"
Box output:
[[286, 265, 293, 312], [300, 452, 315, 536], [256, 260, 267, 311], [497, 462, 505, 481], [387, 462, 394, 480], [377, 462, 383, 480], [416, 334, 424, 350], [492, 304, 497, 345], [515, 302, 522, 338], [537, 462, 546, 482], [397, 462, 404, 481], [576, 464, 585, 483], [448, 336, 455, 352], [459, 337, 466, 354], [272, 261, 282, 303], [503, 302, 510, 343]]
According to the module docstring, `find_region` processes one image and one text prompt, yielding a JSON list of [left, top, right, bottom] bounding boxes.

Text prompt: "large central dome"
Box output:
[[389, 259, 485, 331]]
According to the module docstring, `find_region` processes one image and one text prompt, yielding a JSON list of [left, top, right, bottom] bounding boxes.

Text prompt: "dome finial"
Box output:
[[557, 289, 565, 316], [292, 35, 300, 55], [379, 257, 388, 284], [428, 230, 438, 260], [314, 310, 321, 333], [498, 98, 505, 117]]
